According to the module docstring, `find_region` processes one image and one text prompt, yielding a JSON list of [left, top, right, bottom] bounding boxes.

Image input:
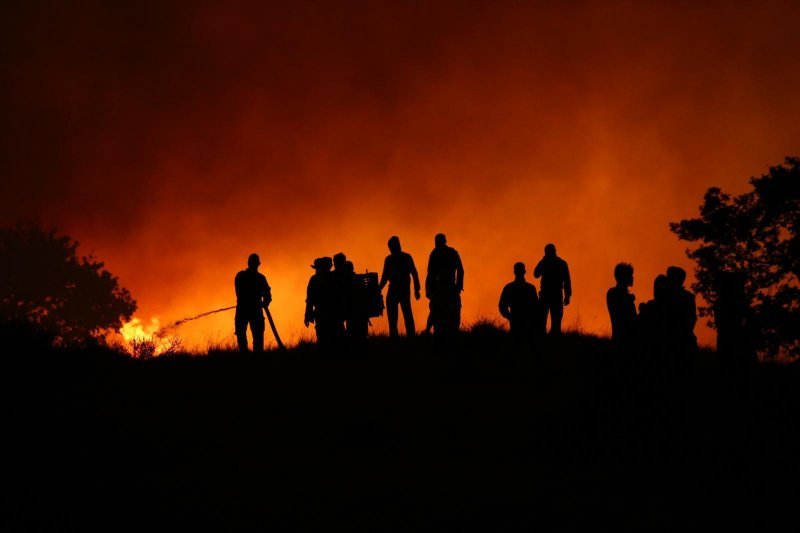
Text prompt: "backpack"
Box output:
[[353, 272, 385, 318]]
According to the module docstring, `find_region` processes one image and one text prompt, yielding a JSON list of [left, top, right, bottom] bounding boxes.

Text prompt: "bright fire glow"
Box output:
[[118, 317, 180, 357]]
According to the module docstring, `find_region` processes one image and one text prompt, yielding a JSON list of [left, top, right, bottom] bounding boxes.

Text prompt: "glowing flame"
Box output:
[[119, 317, 181, 357]]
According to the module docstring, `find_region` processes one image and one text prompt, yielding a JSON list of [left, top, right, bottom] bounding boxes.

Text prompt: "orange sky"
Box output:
[[3, 1, 799, 350]]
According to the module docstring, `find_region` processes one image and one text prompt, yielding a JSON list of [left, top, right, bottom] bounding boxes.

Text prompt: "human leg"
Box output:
[[386, 291, 400, 338], [550, 299, 564, 335], [251, 316, 265, 352], [399, 293, 415, 336], [235, 310, 249, 353]]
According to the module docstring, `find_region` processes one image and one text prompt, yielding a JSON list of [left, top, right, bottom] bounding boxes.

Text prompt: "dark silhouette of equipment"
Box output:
[[155, 304, 284, 350], [355, 271, 385, 319]]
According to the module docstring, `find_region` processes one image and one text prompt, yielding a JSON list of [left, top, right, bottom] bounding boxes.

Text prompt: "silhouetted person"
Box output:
[[234, 253, 272, 353], [534, 243, 571, 335], [332, 252, 350, 333], [606, 262, 637, 344], [425, 233, 464, 336], [344, 260, 370, 345], [714, 271, 756, 367], [638, 274, 670, 351], [305, 257, 342, 348], [499, 262, 542, 343], [379, 236, 421, 337], [666, 266, 698, 353]]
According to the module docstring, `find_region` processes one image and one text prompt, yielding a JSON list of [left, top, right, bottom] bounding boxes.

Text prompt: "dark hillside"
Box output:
[[4, 325, 799, 530]]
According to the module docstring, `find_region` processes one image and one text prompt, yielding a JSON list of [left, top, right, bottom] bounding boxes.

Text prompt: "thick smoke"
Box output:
[[2, 1, 799, 348]]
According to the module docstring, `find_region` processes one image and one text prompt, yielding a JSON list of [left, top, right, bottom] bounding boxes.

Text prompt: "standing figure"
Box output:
[[332, 252, 350, 335], [344, 260, 370, 344], [714, 271, 756, 366], [499, 262, 542, 343], [234, 253, 272, 353], [533, 243, 572, 335], [638, 274, 670, 351], [379, 236, 421, 337], [304, 257, 342, 348], [425, 233, 464, 336], [666, 266, 698, 353], [606, 262, 637, 344]]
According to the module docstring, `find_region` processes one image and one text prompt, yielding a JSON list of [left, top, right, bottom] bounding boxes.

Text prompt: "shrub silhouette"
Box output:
[[0, 221, 137, 346]]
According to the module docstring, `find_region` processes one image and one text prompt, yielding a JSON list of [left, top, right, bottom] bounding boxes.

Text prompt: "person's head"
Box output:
[[666, 266, 687, 288], [434, 233, 447, 248], [388, 236, 401, 253], [614, 262, 634, 287], [544, 243, 556, 257], [344, 260, 354, 275], [654, 274, 669, 302], [312, 256, 332, 272], [333, 252, 347, 270], [247, 253, 260, 269], [513, 262, 526, 278]]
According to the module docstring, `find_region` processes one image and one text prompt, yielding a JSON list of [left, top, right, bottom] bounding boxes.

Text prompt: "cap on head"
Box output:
[[435, 233, 447, 247], [312, 256, 333, 271], [513, 262, 526, 276], [388, 236, 401, 252], [248, 253, 260, 267], [544, 243, 556, 256]]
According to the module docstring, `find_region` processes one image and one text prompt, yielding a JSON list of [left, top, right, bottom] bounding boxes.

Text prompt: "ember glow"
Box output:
[[3, 2, 799, 351]]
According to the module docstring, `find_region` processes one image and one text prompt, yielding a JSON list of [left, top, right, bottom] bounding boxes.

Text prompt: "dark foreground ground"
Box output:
[[3, 325, 799, 531]]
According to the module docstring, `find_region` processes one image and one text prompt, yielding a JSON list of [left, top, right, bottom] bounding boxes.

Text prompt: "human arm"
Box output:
[[499, 286, 511, 320], [563, 261, 572, 305], [304, 279, 315, 326], [424, 253, 434, 299], [533, 259, 543, 279], [409, 255, 421, 300], [606, 289, 616, 330], [455, 251, 464, 293], [261, 275, 272, 307], [379, 256, 390, 291]]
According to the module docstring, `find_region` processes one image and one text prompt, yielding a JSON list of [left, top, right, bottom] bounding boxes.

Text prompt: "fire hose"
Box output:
[[159, 304, 285, 350]]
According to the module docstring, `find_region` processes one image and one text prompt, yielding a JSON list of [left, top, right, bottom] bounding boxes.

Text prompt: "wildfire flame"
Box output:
[[119, 317, 181, 357]]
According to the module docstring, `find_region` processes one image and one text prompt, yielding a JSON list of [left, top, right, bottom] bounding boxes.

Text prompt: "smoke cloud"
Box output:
[[3, 1, 799, 348]]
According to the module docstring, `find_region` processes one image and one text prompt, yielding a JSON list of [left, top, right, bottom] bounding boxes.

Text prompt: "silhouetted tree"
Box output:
[[0, 221, 137, 345], [670, 157, 799, 360]]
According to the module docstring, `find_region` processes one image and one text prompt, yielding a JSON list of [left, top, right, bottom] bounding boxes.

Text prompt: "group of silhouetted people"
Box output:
[[606, 263, 698, 358], [303, 252, 374, 350], [498, 243, 572, 343], [233, 239, 707, 362]]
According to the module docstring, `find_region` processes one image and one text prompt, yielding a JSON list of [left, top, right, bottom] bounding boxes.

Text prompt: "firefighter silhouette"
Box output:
[[344, 259, 370, 344], [332, 252, 350, 335], [234, 253, 272, 353], [425, 233, 464, 336], [499, 262, 542, 342], [304, 257, 343, 348], [379, 236, 421, 337], [666, 266, 698, 354], [606, 262, 637, 344], [533, 243, 571, 335]]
